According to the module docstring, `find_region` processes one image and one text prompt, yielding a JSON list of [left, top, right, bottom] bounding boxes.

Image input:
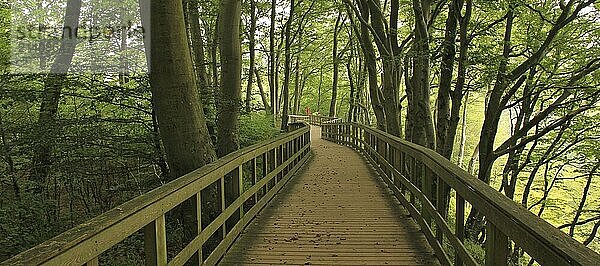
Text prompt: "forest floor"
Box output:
[[220, 126, 439, 265]]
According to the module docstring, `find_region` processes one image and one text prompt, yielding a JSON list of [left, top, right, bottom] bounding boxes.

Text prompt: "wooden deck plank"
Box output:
[[219, 126, 439, 265]]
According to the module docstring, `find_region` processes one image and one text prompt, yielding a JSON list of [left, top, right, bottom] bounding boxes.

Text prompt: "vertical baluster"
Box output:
[[238, 165, 244, 216], [278, 145, 283, 180], [486, 222, 508, 266], [399, 150, 405, 195], [386, 143, 391, 180], [354, 125, 358, 148], [289, 140, 292, 165], [282, 143, 287, 175], [423, 167, 433, 226], [393, 148, 401, 191], [456, 194, 465, 266], [262, 153, 268, 196], [435, 175, 444, 243], [144, 214, 167, 266], [186, 192, 203, 265], [410, 157, 416, 205], [252, 158, 258, 203], [271, 148, 277, 186], [221, 177, 226, 236], [347, 124, 351, 144]]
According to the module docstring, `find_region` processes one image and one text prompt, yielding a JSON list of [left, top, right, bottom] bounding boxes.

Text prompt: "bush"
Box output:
[[238, 113, 280, 148]]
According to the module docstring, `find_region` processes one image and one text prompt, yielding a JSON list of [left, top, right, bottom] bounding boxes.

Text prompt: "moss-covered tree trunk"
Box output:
[[409, 0, 435, 149], [149, 1, 217, 261], [435, 0, 459, 159], [150, 0, 215, 177], [216, 0, 241, 157]]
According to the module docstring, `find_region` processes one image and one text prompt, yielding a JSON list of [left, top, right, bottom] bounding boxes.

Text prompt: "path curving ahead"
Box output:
[[219, 126, 439, 265]]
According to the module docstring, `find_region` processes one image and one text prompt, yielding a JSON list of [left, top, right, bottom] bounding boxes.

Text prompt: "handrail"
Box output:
[[288, 114, 340, 126], [4, 124, 312, 266], [322, 122, 600, 266]]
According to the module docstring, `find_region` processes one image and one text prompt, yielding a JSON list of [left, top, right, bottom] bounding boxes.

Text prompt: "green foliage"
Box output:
[[238, 113, 280, 148], [0, 194, 63, 261]]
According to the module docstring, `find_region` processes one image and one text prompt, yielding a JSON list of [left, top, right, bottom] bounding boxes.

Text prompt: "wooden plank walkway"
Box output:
[[219, 126, 439, 265]]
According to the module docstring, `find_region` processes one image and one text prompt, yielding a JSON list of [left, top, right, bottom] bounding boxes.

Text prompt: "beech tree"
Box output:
[[216, 0, 242, 157]]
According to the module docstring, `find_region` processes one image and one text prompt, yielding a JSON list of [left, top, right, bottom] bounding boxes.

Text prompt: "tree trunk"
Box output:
[[293, 55, 301, 114], [280, 0, 296, 130], [466, 8, 514, 241], [149, 0, 217, 259], [187, 0, 216, 138], [269, 0, 277, 116], [150, 0, 216, 177], [216, 0, 242, 157], [353, 0, 386, 130], [435, 0, 459, 158], [455, 0, 472, 168], [255, 68, 271, 112], [31, 0, 82, 193], [457, 92, 469, 168], [245, 0, 257, 113], [346, 57, 355, 122], [211, 18, 220, 131], [569, 164, 598, 236], [365, 0, 401, 136], [329, 12, 342, 118], [409, 0, 434, 148]]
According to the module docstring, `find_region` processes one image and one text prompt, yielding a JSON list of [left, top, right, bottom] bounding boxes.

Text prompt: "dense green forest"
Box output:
[[0, 0, 599, 264]]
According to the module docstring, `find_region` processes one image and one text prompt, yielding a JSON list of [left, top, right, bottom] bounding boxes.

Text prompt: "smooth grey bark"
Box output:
[[149, 1, 217, 261], [216, 0, 242, 157]]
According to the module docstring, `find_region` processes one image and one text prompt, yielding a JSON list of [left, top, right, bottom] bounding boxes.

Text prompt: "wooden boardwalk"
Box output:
[[220, 126, 439, 265]]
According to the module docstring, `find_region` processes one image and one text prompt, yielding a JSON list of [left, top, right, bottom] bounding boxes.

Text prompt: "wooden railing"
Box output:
[[288, 114, 340, 126], [322, 122, 600, 266], [4, 124, 312, 266]]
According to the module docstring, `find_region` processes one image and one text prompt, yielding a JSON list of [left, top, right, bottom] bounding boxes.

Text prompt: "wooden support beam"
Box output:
[[144, 215, 167, 266], [486, 222, 508, 266]]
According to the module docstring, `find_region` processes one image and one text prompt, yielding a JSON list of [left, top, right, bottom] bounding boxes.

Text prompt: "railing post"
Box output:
[[435, 174, 444, 243], [486, 222, 509, 266], [423, 167, 433, 226], [262, 153, 268, 195], [220, 177, 226, 236], [238, 165, 244, 216], [268, 149, 276, 189], [410, 156, 416, 204], [456, 194, 465, 266], [144, 215, 167, 266], [277, 145, 283, 181], [184, 192, 203, 265], [252, 158, 258, 203]]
